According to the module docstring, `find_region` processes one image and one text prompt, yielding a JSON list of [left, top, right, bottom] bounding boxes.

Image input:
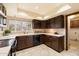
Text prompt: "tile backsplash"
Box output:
[[45, 29, 65, 34], [33, 29, 65, 35]]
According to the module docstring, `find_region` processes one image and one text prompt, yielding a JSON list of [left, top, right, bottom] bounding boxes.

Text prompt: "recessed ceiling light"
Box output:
[[56, 4, 71, 14]]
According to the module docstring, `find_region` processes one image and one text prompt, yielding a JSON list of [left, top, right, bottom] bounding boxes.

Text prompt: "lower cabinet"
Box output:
[[40, 35, 64, 52], [16, 35, 40, 51], [50, 36, 64, 52], [16, 36, 33, 51], [16, 35, 64, 52]]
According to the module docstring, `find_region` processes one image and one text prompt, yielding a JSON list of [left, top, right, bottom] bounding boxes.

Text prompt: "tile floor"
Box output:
[[16, 41, 79, 56]]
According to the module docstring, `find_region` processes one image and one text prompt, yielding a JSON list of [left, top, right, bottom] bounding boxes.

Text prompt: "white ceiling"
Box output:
[[3, 3, 79, 21]]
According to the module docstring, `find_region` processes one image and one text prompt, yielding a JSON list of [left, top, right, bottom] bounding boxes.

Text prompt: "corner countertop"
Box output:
[[0, 33, 64, 40], [12, 33, 64, 37]]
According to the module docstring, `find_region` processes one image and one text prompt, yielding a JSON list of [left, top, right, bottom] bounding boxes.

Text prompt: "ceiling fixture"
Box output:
[[56, 4, 71, 14]]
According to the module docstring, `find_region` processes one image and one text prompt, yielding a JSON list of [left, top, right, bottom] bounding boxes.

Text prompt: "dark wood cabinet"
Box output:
[[16, 34, 64, 52], [16, 36, 26, 51], [46, 20, 50, 28], [32, 19, 41, 29], [40, 34, 47, 44], [50, 36, 64, 52], [16, 35, 40, 51], [54, 15, 64, 28], [32, 20, 47, 29], [49, 18, 55, 28], [32, 15, 64, 29], [16, 36, 33, 51], [40, 20, 47, 29], [40, 35, 64, 52], [49, 15, 64, 28]]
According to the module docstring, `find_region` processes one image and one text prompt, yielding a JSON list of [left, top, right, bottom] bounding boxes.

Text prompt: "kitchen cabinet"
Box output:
[[50, 36, 64, 52], [49, 18, 55, 28], [32, 15, 64, 29], [16, 36, 33, 51], [40, 34, 47, 44], [16, 35, 40, 51], [40, 35, 64, 52], [32, 20, 46, 29], [40, 20, 47, 29], [49, 15, 64, 28], [54, 15, 64, 28], [32, 19, 41, 29], [16, 34, 64, 52]]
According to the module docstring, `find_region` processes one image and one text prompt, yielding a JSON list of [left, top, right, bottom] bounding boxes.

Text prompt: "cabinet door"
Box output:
[[49, 18, 55, 28], [40, 21, 46, 29], [55, 15, 64, 28], [16, 36, 34, 51], [32, 20, 41, 29], [46, 20, 50, 28], [58, 37, 64, 52], [16, 36, 27, 51], [40, 35, 46, 44], [51, 36, 58, 51], [26, 36, 34, 48]]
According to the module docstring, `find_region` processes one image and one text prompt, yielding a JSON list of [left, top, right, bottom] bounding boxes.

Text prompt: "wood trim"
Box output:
[[65, 15, 68, 50], [66, 11, 79, 16]]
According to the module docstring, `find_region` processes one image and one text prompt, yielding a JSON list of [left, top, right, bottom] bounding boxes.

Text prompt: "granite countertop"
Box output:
[[9, 33, 64, 38]]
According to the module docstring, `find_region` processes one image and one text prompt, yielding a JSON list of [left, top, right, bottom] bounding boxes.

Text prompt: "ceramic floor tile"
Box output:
[[16, 44, 79, 56]]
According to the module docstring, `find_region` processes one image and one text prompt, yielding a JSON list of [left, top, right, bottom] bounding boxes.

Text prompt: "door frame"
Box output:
[[65, 11, 79, 50]]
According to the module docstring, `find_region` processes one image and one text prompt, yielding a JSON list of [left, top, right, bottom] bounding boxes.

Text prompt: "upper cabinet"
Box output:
[[54, 15, 64, 28], [32, 15, 64, 29], [49, 18, 55, 28], [32, 19, 41, 29], [40, 20, 47, 29]]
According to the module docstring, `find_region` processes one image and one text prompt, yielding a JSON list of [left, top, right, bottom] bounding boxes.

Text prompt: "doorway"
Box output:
[[66, 12, 79, 51]]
